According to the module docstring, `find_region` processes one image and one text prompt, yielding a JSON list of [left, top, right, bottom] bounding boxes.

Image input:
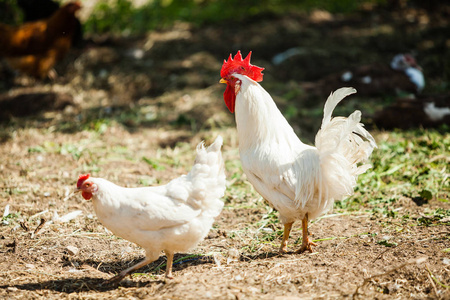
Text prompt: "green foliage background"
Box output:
[[83, 0, 387, 35]]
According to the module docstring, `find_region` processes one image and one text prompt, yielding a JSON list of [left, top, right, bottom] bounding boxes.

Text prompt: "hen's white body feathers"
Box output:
[[89, 136, 225, 262], [233, 74, 376, 224]]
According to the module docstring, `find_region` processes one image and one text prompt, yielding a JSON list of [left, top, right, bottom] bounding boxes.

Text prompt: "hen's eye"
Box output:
[[85, 183, 90, 187]]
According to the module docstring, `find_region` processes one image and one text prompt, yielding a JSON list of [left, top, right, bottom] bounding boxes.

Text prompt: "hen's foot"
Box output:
[[105, 272, 127, 284], [279, 245, 288, 254], [296, 238, 317, 254], [279, 222, 294, 254], [104, 257, 153, 285]]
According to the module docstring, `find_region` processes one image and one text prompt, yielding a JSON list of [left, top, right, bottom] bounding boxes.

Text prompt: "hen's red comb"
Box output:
[[77, 173, 90, 188], [220, 51, 264, 82]]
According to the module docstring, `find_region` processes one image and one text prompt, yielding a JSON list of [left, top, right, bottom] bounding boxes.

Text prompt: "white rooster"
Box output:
[[220, 51, 376, 253], [76, 136, 226, 282]]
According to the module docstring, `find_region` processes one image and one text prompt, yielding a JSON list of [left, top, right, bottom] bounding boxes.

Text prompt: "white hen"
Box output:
[[220, 51, 376, 253], [76, 136, 225, 282]]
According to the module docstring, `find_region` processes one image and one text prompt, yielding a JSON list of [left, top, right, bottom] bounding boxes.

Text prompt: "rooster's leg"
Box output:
[[164, 250, 175, 279], [279, 222, 293, 254], [106, 257, 154, 284], [296, 213, 317, 253]]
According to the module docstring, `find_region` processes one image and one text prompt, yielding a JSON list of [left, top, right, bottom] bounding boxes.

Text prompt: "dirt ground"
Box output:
[[1, 3, 449, 299]]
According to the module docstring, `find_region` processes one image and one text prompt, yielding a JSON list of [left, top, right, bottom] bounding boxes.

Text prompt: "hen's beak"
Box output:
[[74, 188, 81, 193], [220, 78, 227, 84]]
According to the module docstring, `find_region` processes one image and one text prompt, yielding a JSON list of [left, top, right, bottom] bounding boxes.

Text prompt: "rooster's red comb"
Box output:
[[77, 173, 90, 188], [220, 51, 264, 82]]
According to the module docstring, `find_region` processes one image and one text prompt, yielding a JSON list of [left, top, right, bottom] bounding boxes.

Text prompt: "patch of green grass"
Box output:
[[83, 119, 110, 134], [138, 176, 159, 186], [256, 208, 282, 242], [60, 144, 84, 160], [1, 210, 21, 226], [2, 188, 27, 196], [417, 208, 450, 226], [28, 146, 45, 153], [419, 189, 433, 201], [377, 239, 398, 247], [337, 129, 449, 213], [142, 157, 166, 171], [2, 211, 20, 222]]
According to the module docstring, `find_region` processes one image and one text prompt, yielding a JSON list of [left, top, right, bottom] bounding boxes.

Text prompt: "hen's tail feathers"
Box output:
[[314, 87, 377, 209], [185, 136, 226, 216]]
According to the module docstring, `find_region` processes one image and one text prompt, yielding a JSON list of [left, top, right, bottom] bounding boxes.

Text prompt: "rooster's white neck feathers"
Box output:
[[233, 74, 305, 151]]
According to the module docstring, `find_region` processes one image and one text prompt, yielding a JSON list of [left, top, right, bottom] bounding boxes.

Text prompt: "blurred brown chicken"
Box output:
[[0, 1, 81, 79]]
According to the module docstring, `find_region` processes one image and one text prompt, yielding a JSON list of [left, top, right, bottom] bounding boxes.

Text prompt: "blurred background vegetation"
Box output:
[[82, 0, 388, 34], [0, 0, 448, 133], [1, 0, 441, 34]]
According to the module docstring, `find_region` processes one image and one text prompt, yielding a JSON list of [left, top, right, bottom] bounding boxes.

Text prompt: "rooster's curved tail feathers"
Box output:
[[315, 87, 377, 205]]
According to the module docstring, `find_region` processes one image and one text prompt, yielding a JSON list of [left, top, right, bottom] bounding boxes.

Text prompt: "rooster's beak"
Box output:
[[74, 188, 81, 193], [219, 78, 227, 84]]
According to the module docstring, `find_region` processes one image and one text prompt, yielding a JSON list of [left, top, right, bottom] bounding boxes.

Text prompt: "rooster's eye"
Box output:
[[240, 66, 245, 71], [85, 183, 90, 187]]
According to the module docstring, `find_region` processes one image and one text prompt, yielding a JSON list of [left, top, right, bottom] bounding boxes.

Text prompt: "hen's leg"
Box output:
[[164, 251, 175, 279], [279, 222, 293, 254], [296, 213, 317, 253], [106, 256, 155, 284]]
